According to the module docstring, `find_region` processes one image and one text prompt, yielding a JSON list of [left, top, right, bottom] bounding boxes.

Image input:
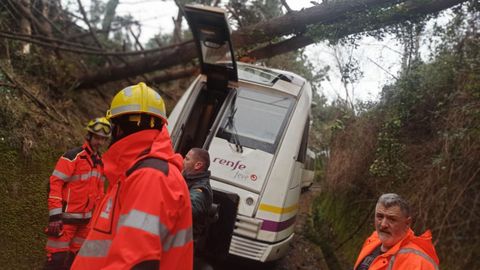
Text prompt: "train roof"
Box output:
[[236, 62, 307, 88]]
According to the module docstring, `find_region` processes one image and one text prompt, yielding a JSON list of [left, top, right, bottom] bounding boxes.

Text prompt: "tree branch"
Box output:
[[247, 0, 468, 60], [76, 0, 113, 64], [0, 30, 194, 56], [0, 62, 68, 124], [73, 0, 467, 88], [280, 0, 293, 13], [148, 66, 199, 85], [129, 26, 144, 51], [30, 2, 64, 38], [172, 0, 183, 43], [101, 0, 119, 39]]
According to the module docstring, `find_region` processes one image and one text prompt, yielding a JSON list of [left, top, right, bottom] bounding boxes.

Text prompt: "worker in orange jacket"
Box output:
[[71, 82, 193, 270], [354, 193, 439, 270], [44, 117, 111, 270]]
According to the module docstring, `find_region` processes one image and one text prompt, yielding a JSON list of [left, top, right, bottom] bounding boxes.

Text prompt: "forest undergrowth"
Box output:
[[308, 8, 480, 269]]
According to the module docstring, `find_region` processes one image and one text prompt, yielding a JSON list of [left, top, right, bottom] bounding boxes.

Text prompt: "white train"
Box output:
[[168, 5, 313, 262]]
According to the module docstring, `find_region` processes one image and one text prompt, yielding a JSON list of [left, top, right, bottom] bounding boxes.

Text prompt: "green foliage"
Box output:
[[0, 142, 59, 269], [309, 3, 480, 269], [0, 58, 98, 268], [306, 1, 430, 45], [8, 49, 78, 90], [0, 70, 12, 94], [311, 97, 354, 145], [306, 190, 374, 269], [369, 117, 409, 180], [227, 0, 284, 28]]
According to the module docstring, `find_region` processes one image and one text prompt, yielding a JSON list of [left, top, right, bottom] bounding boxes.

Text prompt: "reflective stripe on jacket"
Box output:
[[71, 129, 193, 270], [48, 141, 105, 222], [354, 229, 439, 270]]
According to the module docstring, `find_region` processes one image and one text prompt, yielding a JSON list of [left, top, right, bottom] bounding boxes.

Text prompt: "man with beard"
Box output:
[[182, 148, 213, 270], [44, 117, 110, 270], [182, 148, 213, 245], [354, 193, 439, 270]]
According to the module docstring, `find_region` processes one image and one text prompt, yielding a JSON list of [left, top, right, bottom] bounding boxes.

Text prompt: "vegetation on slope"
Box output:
[[308, 4, 479, 269]]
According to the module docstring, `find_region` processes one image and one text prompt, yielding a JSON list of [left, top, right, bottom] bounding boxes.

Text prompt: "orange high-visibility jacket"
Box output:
[[71, 129, 193, 270], [354, 229, 439, 270], [48, 141, 105, 223]]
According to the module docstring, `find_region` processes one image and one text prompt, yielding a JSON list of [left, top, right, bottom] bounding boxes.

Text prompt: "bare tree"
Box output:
[[172, 0, 184, 43], [280, 0, 293, 13], [101, 0, 119, 39], [331, 45, 363, 110], [18, 0, 32, 54]]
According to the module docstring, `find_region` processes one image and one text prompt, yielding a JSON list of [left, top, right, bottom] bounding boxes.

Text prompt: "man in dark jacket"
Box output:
[[182, 148, 213, 244]]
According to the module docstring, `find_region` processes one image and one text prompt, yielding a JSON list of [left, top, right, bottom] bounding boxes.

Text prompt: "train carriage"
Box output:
[[168, 5, 313, 262]]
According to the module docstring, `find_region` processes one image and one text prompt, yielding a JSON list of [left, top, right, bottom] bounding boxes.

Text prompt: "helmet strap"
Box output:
[[110, 114, 163, 146]]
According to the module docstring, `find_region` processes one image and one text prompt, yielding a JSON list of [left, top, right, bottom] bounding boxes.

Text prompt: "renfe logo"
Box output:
[[213, 157, 246, 171]]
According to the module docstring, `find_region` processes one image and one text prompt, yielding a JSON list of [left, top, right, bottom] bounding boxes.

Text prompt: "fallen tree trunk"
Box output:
[[76, 0, 467, 88], [149, 66, 199, 85], [75, 0, 401, 88], [142, 0, 468, 85], [247, 0, 467, 59], [77, 42, 197, 88]]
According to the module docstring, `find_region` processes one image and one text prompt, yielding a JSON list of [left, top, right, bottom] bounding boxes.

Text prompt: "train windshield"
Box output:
[[216, 87, 294, 154]]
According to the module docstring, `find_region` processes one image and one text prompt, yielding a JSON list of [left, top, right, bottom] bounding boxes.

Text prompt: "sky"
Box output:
[[64, 0, 405, 102], [285, 1, 402, 102]]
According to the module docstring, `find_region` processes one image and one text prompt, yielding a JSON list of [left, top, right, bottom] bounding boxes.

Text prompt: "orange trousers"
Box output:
[[45, 223, 89, 255]]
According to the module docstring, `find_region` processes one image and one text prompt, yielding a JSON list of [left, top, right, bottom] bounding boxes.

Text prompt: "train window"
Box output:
[[297, 117, 309, 163], [216, 87, 294, 154], [201, 40, 232, 64], [238, 66, 278, 86]]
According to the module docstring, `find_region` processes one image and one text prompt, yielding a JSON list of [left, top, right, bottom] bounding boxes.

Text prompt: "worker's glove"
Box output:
[[45, 220, 63, 237]]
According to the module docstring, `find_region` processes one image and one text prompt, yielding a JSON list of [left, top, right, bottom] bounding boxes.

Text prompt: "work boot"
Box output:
[[64, 252, 76, 269], [44, 251, 68, 270], [194, 256, 214, 270]]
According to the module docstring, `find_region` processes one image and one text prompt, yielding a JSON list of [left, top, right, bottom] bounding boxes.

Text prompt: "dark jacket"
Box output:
[[184, 171, 213, 242]]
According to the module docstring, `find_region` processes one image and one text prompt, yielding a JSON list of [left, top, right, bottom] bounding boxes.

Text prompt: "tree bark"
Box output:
[[101, 0, 119, 39], [76, 0, 397, 88], [76, 0, 467, 88], [18, 0, 32, 54], [9, 0, 53, 38], [78, 42, 198, 88], [172, 1, 183, 44], [230, 0, 398, 48], [149, 66, 199, 85]]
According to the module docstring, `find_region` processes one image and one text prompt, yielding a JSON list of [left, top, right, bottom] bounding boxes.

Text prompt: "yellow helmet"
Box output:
[[106, 82, 167, 124], [86, 117, 112, 138]]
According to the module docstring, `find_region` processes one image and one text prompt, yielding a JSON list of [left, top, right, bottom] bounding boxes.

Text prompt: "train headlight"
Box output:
[[246, 197, 254, 206]]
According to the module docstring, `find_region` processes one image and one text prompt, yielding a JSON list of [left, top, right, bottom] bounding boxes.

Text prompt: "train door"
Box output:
[[169, 5, 238, 156]]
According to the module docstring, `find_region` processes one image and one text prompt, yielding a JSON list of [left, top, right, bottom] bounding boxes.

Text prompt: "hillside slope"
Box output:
[[308, 32, 480, 270]]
